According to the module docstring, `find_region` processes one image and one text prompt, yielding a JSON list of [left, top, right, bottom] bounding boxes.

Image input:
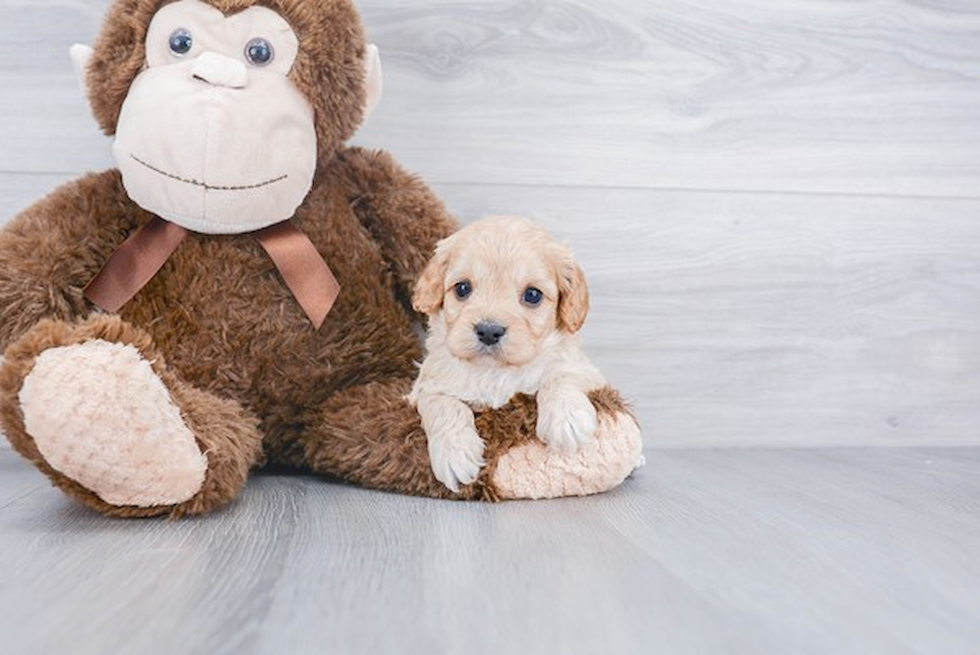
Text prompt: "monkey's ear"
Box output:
[[362, 44, 383, 123], [70, 44, 93, 98]]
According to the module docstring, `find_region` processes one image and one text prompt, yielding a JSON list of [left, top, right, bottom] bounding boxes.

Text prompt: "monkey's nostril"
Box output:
[[475, 321, 507, 346]]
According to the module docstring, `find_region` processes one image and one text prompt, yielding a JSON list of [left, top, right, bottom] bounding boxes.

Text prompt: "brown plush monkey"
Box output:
[[0, 0, 642, 517]]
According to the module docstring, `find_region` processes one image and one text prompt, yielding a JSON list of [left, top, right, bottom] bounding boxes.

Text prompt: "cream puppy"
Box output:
[[409, 216, 606, 492]]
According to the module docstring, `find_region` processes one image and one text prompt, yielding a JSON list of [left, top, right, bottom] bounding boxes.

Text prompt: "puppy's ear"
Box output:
[[556, 248, 589, 333], [413, 248, 449, 315]]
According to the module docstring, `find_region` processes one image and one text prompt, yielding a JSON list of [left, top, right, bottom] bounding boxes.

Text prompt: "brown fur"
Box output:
[[0, 315, 264, 517], [0, 0, 638, 516], [0, 148, 464, 514]]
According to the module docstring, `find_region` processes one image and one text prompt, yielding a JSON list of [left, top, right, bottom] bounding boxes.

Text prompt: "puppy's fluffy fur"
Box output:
[[409, 216, 606, 492]]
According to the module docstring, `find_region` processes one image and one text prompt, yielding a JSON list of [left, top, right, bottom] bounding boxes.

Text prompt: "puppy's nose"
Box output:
[[475, 321, 507, 346]]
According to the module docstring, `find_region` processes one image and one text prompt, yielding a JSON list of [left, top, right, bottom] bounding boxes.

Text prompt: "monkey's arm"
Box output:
[[335, 147, 458, 312], [0, 170, 137, 348]]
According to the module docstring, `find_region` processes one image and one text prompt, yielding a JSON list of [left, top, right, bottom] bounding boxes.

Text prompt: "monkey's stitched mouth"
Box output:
[[131, 155, 288, 191]]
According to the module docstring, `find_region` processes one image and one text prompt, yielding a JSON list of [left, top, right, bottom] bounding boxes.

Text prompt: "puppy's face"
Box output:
[[413, 217, 589, 367]]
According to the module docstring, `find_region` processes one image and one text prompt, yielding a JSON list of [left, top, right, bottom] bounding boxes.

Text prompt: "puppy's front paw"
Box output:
[[536, 391, 598, 451], [428, 427, 487, 493]]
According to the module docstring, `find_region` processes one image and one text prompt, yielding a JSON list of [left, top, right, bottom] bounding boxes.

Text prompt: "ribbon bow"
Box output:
[[84, 217, 340, 329]]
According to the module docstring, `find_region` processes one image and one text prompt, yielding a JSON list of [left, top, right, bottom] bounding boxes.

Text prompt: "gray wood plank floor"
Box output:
[[1, 446, 978, 655]]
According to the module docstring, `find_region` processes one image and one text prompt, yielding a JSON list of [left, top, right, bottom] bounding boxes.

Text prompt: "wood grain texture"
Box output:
[[0, 6, 980, 655], [1, 446, 978, 655], [1, 6, 978, 654], [432, 182, 980, 447], [0, 1, 112, 175], [1, 2, 980, 449], [2, 0, 980, 196], [357, 0, 980, 196]]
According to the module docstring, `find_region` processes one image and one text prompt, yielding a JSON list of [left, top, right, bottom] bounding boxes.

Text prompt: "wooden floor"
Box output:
[[1, 446, 978, 655], [1, 1, 980, 653]]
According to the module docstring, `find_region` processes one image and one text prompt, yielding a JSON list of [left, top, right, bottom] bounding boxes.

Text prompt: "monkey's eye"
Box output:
[[245, 38, 275, 66], [168, 28, 193, 57], [453, 281, 473, 301], [522, 287, 544, 306]]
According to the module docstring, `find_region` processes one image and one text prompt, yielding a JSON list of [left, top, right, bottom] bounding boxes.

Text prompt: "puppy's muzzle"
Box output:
[[475, 321, 507, 347]]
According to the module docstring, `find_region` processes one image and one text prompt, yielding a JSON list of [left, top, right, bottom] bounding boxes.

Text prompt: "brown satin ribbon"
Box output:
[[254, 221, 340, 329], [84, 217, 340, 329], [84, 217, 189, 313]]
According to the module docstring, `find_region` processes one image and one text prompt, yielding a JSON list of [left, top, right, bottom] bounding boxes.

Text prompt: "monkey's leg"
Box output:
[[0, 316, 264, 518], [291, 380, 643, 500], [489, 388, 644, 500]]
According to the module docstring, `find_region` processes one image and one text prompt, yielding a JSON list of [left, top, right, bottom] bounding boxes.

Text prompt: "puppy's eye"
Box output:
[[522, 287, 544, 306], [454, 281, 473, 300]]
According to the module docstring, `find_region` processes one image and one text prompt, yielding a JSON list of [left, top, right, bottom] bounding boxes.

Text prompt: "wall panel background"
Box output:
[[2, 0, 979, 447]]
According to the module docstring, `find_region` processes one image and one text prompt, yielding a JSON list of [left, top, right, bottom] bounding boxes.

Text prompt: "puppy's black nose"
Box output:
[[475, 321, 507, 346]]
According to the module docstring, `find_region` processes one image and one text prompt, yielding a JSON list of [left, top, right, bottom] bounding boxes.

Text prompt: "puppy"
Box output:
[[409, 216, 606, 492]]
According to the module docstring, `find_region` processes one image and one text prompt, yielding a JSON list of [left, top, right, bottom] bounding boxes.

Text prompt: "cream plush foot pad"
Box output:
[[19, 340, 207, 507], [492, 411, 643, 500]]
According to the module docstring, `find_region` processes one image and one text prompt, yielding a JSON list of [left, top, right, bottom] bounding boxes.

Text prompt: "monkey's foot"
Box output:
[[19, 339, 207, 507], [491, 409, 643, 500]]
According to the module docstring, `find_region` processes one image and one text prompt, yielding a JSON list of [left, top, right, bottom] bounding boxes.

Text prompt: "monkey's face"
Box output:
[[113, 0, 318, 234]]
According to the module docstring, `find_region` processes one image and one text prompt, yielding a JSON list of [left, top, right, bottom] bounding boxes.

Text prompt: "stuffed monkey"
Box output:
[[0, 0, 642, 517]]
